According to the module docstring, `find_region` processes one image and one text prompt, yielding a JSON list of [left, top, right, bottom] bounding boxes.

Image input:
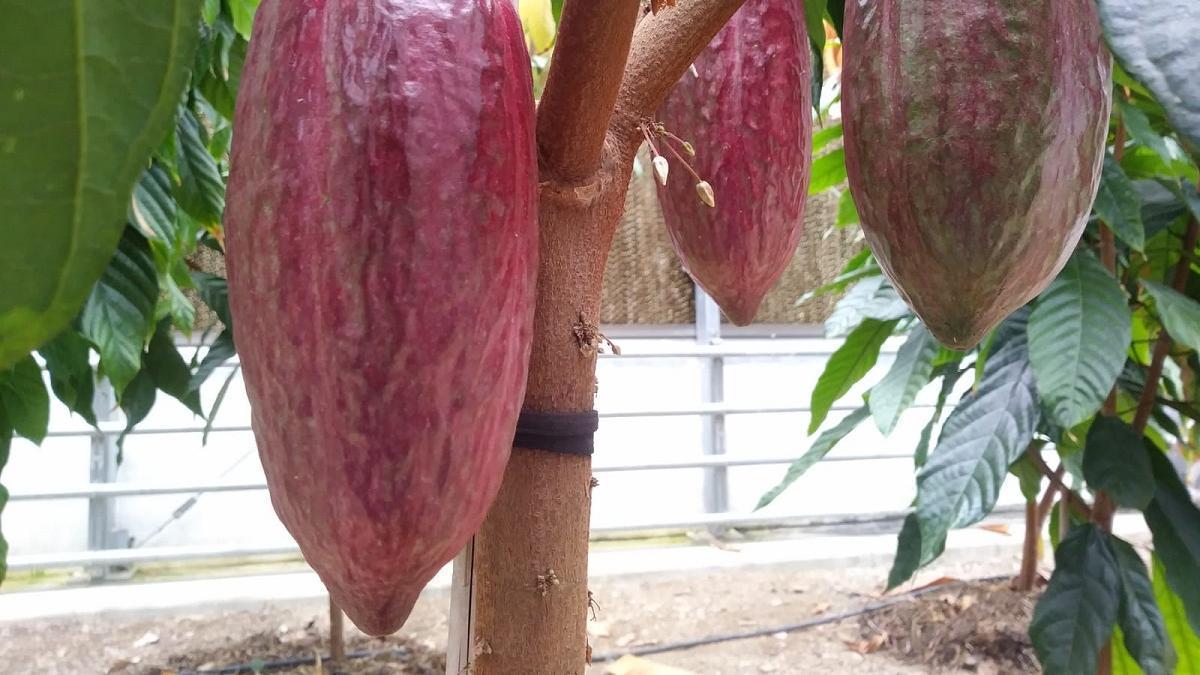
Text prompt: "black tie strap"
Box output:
[[513, 410, 599, 456]]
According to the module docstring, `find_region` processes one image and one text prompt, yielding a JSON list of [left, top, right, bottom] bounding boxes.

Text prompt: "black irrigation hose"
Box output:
[[181, 574, 1011, 672], [590, 574, 1012, 663]]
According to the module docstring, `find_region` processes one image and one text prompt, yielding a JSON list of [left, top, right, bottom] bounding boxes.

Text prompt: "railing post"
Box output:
[[695, 287, 728, 535], [87, 379, 126, 580]]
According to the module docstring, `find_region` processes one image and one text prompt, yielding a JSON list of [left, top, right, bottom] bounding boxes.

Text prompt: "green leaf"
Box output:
[[888, 512, 945, 590], [117, 369, 156, 456], [1142, 281, 1200, 353], [812, 124, 843, 153], [836, 189, 858, 227], [1109, 535, 1172, 675], [756, 406, 870, 511], [0, 356, 50, 444], [1119, 99, 1172, 163], [1083, 417, 1156, 509], [191, 271, 231, 326], [1097, 0, 1200, 150], [825, 0, 845, 38], [202, 364, 240, 446], [202, 0, 220, 26], [38, 329, 96, 427], [889, 335, 1039, 586], [1153, 555, 1200, 673], [0, 0, 203, 369], [1094, 155, 1146, 251], [1144, 449, 1200, 636], [1029, 250, 1132, 428], [803, 0, 826, 53], [1010, 453, 1044, 502], [189, 330, 236, 394], [80, 229, 158, 396], [1112, 628, 1144, 675], [824, 276, 909, 338], [809, 148, 847, 195], [1029, 524, 1121, 675], [869, 325, 938, 435], [145, 320, 202, 416], [808, 319, 897, 434], [914, 364, 964, 468], [229, 0, 262, 40], [174, 106, 226, 226]]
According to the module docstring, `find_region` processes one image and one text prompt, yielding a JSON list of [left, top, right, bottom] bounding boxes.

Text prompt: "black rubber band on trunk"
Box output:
[[513, 410, 599, 456]]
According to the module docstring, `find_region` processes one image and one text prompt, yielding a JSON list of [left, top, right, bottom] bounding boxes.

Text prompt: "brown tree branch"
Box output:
[[1132, 215, 1199, 432], [1027, 446, 1092, 521], [611, 0, 748, 141], [536, 0, 641, 182]]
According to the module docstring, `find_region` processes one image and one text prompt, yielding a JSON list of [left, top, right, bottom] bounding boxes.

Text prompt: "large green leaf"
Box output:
[[869, 325, 938, 435], [824, 276, 908, 338], [1030, 524, 1121, 675], [803, 0, 826, 53], [38, 329, 97, 427], [757, 406, 870, 511], [80, 229, 159, 396], [913, 363, 965, 468], [808, 318, 897, 434], [1110, 535, 1172, 675], [1029, 251, 1132, 428], [1094, 156, 1146, 251], [1097, 0, 1200, 150], [1144, 450, 1200, 635], [809, 148, 847, 195], [173, 106, 225, 226], [1154, 555, 1200, 673], [117, 369, 156, 454], [889, 334, 1039, 586], [144, 319, 202, 416], [1142, 281, 1200, 353], [0, 0, 202, 369], [1083, 416, 1156, 509], [0, 356, 50, 444]]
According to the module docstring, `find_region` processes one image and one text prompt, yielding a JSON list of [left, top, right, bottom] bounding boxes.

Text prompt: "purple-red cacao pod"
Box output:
[[842, 0, 1112, 349], [655, 0, 813, 326], [224, 0, 537, 636]]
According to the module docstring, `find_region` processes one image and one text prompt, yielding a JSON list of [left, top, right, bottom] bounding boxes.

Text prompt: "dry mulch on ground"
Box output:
[[858, 579, 1039, 674]]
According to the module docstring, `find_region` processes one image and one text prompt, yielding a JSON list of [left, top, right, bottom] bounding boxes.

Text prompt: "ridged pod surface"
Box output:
[[656, 0, 812, 325], [224, 0, 537, 636], [842, 0, 1112, 349]]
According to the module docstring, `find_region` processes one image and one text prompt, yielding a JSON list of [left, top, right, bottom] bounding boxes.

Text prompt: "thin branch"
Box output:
[[1027, 447, 1092, 521], [1132, 215, 1199, 432], [536, 0, 641, 182], [1036, 465, 1065, 528], [611, 0, 748, 140]]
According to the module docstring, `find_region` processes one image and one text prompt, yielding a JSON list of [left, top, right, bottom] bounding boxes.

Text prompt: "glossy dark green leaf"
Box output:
[[1153, 555, 1200, 673], [1030, 524, 1121, 675], [174, 106, 226, 226], [145, 320, 202, 416], [1083, 417, 1155, 509], [1143, 450, 1200, 635], [0, 356, 50, 444], [757, 406, 870, 511], [0, 0, 202, 369], [117, 369, 156, 455], [1094, 156, 1146, 251], [1097, 0, 1200, 149], [1142, 281, 1200, 353], [1029, 251, 1132, 428], [889, 335, 1039, 587], [808, 319, 898, 434], [188, 330, 236, 394], [1109, 535, 1172, 675], [870, 325, 938, 435], [888, 512, 944, 590], [38, 329, 96, 427], [809, 148, 847, 195], [80, 229, 158, 396]]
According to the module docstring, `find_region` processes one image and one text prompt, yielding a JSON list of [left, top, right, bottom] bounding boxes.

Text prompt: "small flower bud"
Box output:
[[696, 180, 715, 208], [682, 141, 695, 157], [653, 156, 670, 186]]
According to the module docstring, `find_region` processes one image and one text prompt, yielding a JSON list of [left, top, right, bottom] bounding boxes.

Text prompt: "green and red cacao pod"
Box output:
[[655, 0, 813, 326], [224, 0, 537, 636], [843, 0, 1112, 349]]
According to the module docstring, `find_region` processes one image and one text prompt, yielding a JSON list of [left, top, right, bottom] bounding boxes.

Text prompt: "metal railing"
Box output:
[[7, 298, 930, 575]]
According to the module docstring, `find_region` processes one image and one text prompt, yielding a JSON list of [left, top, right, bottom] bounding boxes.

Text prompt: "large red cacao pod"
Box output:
[[224, 0, 537, 636], [656, 0, 813, 326], [842, 0, 1112, 349]]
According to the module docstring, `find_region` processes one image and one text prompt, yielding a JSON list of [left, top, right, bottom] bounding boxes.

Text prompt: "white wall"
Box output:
[[3, 335, 1025, 558]]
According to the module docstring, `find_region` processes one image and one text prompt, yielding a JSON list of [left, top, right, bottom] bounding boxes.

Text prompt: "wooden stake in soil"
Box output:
[[330, 597, 345, 663]]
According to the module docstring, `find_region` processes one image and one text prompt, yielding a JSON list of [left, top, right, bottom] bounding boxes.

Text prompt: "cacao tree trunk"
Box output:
[[1016, 499, 1039, 591], [467, 171, 632, 673]]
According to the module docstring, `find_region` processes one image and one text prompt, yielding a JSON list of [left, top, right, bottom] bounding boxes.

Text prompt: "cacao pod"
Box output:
[[224, 0, 537, 636], [655, 0, 813, 326], [842, 0, 1112, 349]]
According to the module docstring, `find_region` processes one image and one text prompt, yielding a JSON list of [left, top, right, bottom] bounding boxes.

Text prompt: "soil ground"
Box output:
[[0, 546, 1033, 675]]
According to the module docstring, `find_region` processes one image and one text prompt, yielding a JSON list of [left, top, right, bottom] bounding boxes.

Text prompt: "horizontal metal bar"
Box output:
[[7, 453, 913, 502], [7, 504, 1027, 571]]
